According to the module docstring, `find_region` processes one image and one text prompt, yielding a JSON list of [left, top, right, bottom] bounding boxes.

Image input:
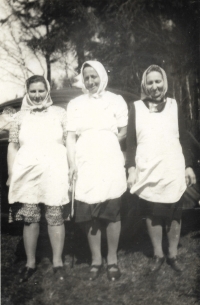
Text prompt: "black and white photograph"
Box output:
[[1, 0, 200, 304]]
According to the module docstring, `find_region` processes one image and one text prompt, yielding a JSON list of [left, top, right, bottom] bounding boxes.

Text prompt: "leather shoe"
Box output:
[[53, 266, 65, 281], [150, 256, 165, 272], [107, 264, 121, 281], [19, 266, 36, 283], [89, 265, 102, 281], [167, 257, 184, 272]]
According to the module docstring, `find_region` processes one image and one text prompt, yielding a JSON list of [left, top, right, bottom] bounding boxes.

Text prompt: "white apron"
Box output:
[[9, 108, 69, 206], [68, 92, 128, 204], [130, 98, 186, 203]]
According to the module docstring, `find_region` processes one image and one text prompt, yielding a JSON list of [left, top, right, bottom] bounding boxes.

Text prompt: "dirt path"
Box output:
[[1, 210, 200, 305]]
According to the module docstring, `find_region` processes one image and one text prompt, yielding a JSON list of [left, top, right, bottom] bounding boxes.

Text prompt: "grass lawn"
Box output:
[[1, 209, 200, 305]]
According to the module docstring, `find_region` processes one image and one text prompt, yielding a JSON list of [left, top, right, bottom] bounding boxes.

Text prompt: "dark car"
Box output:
[[1, 87, 200, 219]]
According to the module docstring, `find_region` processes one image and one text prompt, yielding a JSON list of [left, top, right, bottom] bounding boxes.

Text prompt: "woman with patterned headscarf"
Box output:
[[127, 65, 196, 273], [7, 75, 69, 282], [67, 61, 128, 281]]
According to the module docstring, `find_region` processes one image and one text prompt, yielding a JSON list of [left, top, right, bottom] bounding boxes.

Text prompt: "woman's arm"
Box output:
[[66, 131, 77, 184], [117, 126, 127, 143], [126, 103, 137, 167], [7, 142, 19, 186], [178, 105, 196, 186], [127, 166, 137, 189], [126, 103, 137, 189]]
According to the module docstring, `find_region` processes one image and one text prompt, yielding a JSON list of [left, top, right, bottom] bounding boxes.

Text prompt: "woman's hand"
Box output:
[[185, 167, 196, 187], [117, 126, 127, 143], [7, 142, 19, 187], [66, 131, 77, 189], [68, 166, 77, 185], [127, 167, 137, 189]]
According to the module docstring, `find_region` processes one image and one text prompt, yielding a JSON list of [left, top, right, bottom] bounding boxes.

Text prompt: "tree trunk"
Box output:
[[172, 78, 175, 98], [179, 83, 182, 106], [196, 74, 200, 141], [197, 0, 200, 140], [76, 42, 85, 71], [46, 54, 51, 83], [186, 75, 193, 121], [45, 21, 51, 83]]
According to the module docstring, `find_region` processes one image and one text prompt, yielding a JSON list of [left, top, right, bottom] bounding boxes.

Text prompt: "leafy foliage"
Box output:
[[1, 0, 199, 136], [7, 0, 94, 81], [76, 0, 200, 136]]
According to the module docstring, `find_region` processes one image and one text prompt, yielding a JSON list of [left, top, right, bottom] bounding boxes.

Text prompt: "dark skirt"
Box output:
[[139, 197, 183, 221], [75, 198, 121, 223]]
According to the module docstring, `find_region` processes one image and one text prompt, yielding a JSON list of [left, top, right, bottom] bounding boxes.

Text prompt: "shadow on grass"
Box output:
[[2, 194, 200, 268], [1, 205, 200, 305]]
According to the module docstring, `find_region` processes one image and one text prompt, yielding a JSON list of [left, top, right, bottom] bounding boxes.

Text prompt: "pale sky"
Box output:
[[0, 0, 77, 105]]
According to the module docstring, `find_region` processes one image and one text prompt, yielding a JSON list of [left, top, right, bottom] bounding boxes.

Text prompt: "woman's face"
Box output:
[[146, 71, 164, 101], [28, 82, 47, 105], [83, 67, 100, 94]]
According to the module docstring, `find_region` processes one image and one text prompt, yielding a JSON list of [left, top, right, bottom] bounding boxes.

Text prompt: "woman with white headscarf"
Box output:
[[127, 65, 196, 273], [67, 61, 128, 281], [7, 75, 69, 282]]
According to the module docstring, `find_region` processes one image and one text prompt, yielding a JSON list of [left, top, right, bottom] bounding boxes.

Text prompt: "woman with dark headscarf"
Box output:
[[67, 61, 128, 281], [7, 75, 69, 282], [127, 65, 196, 273]]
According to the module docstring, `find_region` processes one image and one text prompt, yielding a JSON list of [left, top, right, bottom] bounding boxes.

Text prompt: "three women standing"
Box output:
[[127, 65, 196, 272], [7, 75, 69, 282], [67, 61, 128, 281], [7, 63, 196, 283]]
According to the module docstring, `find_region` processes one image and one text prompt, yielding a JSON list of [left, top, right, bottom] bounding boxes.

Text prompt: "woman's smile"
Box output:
[[28, 82, 47, 104], [83, 67, 100, 94], [146, 71, 164, 101]]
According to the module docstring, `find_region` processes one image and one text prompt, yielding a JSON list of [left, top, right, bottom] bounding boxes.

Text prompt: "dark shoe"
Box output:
[[150, 256, 165, 272], [53, 266, 65, 281], [89, 265, 102, 281], [107, 264, 121, 281], [19, 267, 36, 283], [167, 257, 184, 272]]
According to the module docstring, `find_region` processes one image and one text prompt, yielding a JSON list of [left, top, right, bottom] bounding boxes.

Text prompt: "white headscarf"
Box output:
[[141, 65, 168, 102], [21, 76, 53, 110], [80, 60, 108, 98]]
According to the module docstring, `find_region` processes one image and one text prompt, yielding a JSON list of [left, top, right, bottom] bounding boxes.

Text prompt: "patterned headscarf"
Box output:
[[141, 65, 168, 101], [81, 60, 108, 98], [21, 76, 53, 110]]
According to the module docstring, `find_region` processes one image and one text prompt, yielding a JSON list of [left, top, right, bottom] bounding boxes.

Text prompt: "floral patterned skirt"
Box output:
[[9, 203, 70, 226]]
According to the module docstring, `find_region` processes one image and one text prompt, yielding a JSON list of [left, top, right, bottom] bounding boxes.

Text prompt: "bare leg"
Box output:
[[86, 220, 102, 266], [48, 224, 65, 267], [166, 220, 181, 258], [23, 223, 39, 268], [106, 221, 121, 266], [146, 217, 164, 258]]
